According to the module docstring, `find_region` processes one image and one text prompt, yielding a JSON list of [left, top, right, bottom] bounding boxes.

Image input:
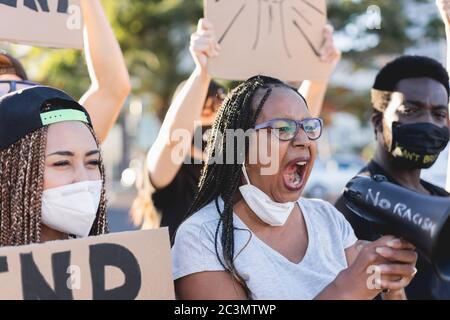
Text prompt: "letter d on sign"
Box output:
[[89, 243, 142, 300]]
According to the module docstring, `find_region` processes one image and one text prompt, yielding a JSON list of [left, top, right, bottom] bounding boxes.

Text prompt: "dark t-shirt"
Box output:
[[152, 161, 203, 241], [335, 160, 450, 300]]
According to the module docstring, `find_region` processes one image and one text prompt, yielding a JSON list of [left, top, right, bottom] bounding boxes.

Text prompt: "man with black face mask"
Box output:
[[335, 55, 450, 299]]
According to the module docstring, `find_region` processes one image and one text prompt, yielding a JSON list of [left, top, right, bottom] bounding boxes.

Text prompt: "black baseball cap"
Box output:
[[0, 86, 92, 151]]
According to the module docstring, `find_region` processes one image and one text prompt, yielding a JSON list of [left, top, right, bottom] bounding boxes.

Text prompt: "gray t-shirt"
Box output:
[[172, 197, 357, 300]]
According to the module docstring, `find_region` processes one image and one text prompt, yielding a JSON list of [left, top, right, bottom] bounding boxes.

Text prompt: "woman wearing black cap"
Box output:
[[0, 0, 130, 143], [0, 86, 107, 246]]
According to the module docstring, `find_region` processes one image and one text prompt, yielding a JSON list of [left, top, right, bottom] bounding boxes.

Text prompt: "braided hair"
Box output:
[[0, 124, 108, 247], [185, 75, 307, 297]]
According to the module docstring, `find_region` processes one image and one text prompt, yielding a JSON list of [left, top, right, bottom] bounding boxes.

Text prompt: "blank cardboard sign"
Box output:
[[205, 0, 331, 82], [0, 0, 83, 49], [0, 228, 174, 300]]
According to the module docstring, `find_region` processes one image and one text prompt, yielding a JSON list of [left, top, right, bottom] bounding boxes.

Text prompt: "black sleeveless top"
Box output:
[[151, 161, 203, 242]]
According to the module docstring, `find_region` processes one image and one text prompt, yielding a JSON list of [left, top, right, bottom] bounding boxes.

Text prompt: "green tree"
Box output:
[[19, 0, 203, 120], [13, 0, 448, 121]]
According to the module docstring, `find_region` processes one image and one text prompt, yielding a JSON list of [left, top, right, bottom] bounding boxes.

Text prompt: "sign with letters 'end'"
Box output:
[[0, 0, 83, 49], [0, 228, 175, 300], [205, 0, 331, 82]]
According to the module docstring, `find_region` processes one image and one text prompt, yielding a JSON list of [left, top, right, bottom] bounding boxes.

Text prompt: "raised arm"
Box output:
[[299, 24, 341, 117], [436, 0, 450, 192], [146, 19, 218, 189], [437, 0, 450, 71], [79, 0, 131, 143]]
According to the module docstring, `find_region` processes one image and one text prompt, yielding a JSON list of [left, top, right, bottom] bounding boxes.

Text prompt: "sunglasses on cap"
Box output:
[[254, 118, 323, 141], [0, 80, 38, 97]]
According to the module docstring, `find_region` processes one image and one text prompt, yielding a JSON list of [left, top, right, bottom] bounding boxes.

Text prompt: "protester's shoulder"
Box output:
[[176, 200, 221, 239], [300, 198, 345, 222], [300, 197, 357, 247], [421, 180, 450, 197], [172, 200, 226, 279]]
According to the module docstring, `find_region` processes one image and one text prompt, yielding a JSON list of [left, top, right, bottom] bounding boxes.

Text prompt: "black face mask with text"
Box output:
[[387, 122, 450, 169]]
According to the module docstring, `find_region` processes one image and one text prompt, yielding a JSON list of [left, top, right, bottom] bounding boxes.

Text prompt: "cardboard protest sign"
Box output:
[[0, 0, 83, 49], [0, 228, 175, 300], [205, 0, 331, 82]]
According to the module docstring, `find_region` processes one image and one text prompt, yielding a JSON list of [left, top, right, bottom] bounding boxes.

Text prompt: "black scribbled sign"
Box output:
[[216, 0, 324, 57], [206, 0, 330, 81], [0, 0, 69, 13], [0, 244, 141, 300], [0, 229, 174, 300]]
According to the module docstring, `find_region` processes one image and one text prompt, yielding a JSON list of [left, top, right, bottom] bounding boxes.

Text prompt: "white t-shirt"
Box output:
[[172, 197, 358, 300]]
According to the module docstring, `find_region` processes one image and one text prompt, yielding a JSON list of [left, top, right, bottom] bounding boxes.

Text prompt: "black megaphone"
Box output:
[[343, 174, 450, 281]]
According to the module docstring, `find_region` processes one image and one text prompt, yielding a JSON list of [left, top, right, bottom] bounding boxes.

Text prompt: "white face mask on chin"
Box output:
[[238, 165, 294, 227], [41, 180, 102, 238]]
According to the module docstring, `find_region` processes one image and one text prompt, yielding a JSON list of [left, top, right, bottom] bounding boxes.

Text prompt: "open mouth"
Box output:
[[282, 157, 310, 192]]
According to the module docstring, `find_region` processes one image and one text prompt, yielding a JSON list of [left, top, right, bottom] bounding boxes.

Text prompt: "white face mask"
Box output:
[[41, 180, 103, 238], [239, 166, 294, 227]]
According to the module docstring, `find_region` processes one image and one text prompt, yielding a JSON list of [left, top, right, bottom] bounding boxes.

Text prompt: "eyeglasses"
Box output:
[[254, 118, 323, 141], [0, 80, 38, 97]]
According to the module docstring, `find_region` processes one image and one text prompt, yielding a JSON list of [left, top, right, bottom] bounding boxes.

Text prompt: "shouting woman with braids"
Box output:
[[0, 86, 107, 246], [133, 18, 341, 239], [172, 76, 418, 300]]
